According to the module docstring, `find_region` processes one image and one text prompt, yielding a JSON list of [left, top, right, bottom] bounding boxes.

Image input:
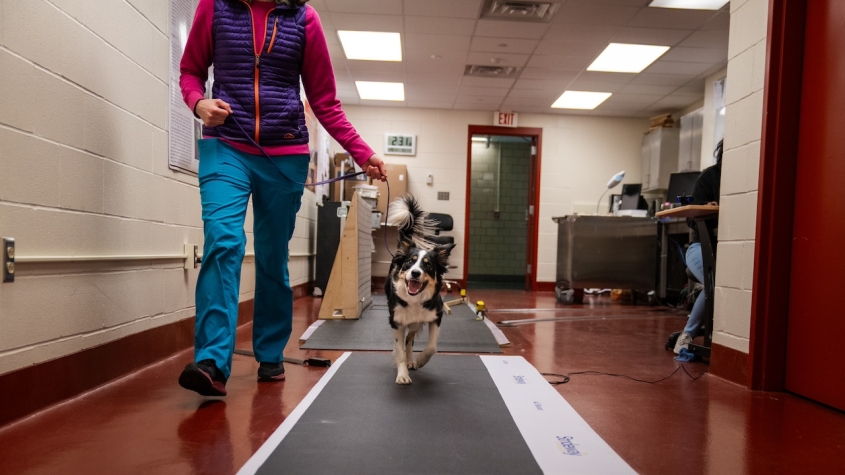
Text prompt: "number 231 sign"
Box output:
[[384, 134, 416, 156]]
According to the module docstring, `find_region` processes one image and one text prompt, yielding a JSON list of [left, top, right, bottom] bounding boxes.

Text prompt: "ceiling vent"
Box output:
[[464, 65, 520, 77], [480, 1, 560, 23]]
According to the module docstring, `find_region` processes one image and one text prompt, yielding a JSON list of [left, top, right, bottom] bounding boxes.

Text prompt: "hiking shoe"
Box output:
[[179, 359, 227, 396], [673, 332, 694, 355], [257, 362, 286, 382]]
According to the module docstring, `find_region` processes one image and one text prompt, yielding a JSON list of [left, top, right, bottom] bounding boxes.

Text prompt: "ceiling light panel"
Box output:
[[551, 91, 612, 110], [587, 43, 670, 73], [338, 31, 402, 61], [355, 81, 405, 101], [649, 0, 729, 10]]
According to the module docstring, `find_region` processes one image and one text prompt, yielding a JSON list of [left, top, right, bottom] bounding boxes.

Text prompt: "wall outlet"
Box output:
[[437, 192, 450, 201]]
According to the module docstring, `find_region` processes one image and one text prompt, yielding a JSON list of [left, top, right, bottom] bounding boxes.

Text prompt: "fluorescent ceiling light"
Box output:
[[551, 91, 612, 110], [472, 137, 488, 142], [356, 81, 405, 101], [649, 0, 729, 10], [588, 43, 670, 73], [338, 31, 402, 61]]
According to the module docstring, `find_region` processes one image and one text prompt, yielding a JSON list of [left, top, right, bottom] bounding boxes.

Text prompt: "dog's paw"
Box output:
[[395, 373, 412, 384], [408, 361, 418, 370]]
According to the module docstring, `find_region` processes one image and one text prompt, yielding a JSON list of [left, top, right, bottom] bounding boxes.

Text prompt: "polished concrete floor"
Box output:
[[1, 291, 844, 474]]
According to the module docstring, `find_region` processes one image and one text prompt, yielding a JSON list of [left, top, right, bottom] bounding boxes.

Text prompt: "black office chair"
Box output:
[[427, 213, 454, 246]]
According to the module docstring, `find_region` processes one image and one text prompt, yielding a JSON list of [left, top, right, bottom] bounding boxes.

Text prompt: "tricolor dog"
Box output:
[[385, 195, 456, 385]]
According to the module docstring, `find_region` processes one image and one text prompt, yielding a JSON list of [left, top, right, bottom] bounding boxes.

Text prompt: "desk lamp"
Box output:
[[596, 171, 625, 215]]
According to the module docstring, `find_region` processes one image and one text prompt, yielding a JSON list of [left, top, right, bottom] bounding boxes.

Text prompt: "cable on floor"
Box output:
[[542, 364, 707, 385]]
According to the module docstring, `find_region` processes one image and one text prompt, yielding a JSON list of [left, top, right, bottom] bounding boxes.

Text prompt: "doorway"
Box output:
[[464, 126, 542, 291]]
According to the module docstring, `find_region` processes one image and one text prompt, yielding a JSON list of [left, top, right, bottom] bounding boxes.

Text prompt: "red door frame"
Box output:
[[748, 0, 807, 391], [464, 126, 543, 291]]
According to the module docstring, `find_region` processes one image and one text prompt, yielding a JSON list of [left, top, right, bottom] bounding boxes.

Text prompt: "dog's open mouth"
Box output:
[[406, 279, 426, 296]]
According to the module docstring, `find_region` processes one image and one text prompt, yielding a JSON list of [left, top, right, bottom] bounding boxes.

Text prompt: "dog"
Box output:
[[385, 195, 456, 385]]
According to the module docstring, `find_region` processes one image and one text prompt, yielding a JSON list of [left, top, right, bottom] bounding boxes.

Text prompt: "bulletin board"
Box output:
[[168, 0, 201, 175]]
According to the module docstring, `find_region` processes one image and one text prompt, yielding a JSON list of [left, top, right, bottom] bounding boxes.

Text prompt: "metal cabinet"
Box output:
[[641, 127, 680, 192], [679, 109, 704, 172]]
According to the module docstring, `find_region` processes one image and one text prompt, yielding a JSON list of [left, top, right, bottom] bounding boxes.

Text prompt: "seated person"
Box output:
[[674, 140, 722, 354]]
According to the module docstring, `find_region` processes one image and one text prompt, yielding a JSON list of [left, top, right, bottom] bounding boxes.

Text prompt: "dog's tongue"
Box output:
[[408, 279, 423, 295]]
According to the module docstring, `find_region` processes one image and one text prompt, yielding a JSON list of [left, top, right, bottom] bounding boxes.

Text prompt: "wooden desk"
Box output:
[[657, 205, 719, 360]]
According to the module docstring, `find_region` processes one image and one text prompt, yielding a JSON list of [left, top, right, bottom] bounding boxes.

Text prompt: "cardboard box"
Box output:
[[370, 163, 407, 216]]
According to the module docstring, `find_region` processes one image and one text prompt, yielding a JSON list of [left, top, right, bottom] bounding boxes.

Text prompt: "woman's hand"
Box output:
[[195, 99, 232, 127], [363, 154, 388, 182]]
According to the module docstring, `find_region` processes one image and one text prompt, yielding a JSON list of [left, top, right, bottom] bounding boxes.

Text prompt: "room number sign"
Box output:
[[384, 134, 417, 156]]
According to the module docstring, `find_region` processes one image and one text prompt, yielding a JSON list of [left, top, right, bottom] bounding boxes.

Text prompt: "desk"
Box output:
[[656, 205, 719, 359]]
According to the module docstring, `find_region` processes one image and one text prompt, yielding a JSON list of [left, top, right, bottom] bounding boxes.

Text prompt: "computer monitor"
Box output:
[[666, 172, 701, 204], [620, 184, 642, 210]]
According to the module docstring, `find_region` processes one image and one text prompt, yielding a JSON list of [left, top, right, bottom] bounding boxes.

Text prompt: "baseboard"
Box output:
[[536, 282, 556, 292], [0, 281, 314, 428], [710, 343, 750, 387]]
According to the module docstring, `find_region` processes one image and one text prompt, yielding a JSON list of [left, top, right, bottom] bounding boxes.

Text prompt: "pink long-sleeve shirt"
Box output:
[[180, 0, 374, 165]]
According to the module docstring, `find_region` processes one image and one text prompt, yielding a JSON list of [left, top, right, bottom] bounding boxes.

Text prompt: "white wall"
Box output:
[[333, 106, 647, 282], [0, 0, 316, 376], [701, 67, 728, 170], [712, 0, 769, 354]]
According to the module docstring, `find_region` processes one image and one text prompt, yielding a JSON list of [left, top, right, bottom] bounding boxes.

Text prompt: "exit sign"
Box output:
[[494, 111, 518, 128]]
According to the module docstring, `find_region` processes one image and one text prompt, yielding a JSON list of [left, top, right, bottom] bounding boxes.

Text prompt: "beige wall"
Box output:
[[0, 0, 317, 375], [335, 106, 648, 282], [712, 0, 769, 354]]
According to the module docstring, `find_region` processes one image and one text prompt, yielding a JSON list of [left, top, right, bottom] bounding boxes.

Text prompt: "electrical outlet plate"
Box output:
[[437, 192, 450, 201], [3, 237, 15, 283]]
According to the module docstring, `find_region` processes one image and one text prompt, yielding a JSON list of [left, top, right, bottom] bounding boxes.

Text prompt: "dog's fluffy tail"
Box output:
[[387, 194, 437, 250]]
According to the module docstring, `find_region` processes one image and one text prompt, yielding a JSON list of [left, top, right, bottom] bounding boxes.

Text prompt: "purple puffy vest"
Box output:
[[204, 0, 309, 147]]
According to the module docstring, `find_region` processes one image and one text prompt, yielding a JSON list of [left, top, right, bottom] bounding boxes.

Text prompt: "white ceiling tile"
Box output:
[[661, 47, 727, 63], [359, 99, 407, 107], [403, 0, 484, 19], [592, 106, 645, 117], [405, 49, 468, 65], [518, 68, 579, 82], [346, 60, 406, 75], [701, 12, 730, 31], [457, 86, 510, 98], [526, 55, 592, 72], [513, 78, 572, 91], [347, 70, 406, 83], [678, 30, 729, 49], [644, 60, 714, 76], [330, 13, 403, 32], [470, 37, 539, 55], [543, 24, 621, 43], [611, 27, 693, 46], [602, 93, 662, 106], [501, 97, 556, 108], [567, 77, 631, 93], [309, 0, 329, 11], [627, 8, 718, 30], [453, 102, 501, 111], [405, 73, 463, 87], [406, 83, 460, 97], [312, 9, 337, 31], [553, 3, 640, 26], [466, 52, 529, 68], [455, 95, 504, 105], [325, 0, 403, 15], [475, 20, 550, 40], [406, 100, 457, 109], [405, 34, 471, 52], [673, 85, 705, 97], [405, 16, 477, 36], [533, 40, 606, 58], [460, 76, 517, 88], [618, 84, 678, 95], [337, 96, 361, 106], [406, 60, 467, 76], [506, 88, 561, 100], [630, 73, 695, 87], [572, 71, 637, 86]]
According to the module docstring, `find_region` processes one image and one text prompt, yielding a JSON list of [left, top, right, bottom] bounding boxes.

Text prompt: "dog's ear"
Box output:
[[435, 243, 456, 269], [396, 238, 412, 256]]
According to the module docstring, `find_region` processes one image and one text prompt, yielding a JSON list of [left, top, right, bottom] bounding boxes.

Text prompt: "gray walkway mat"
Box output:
[[249, 353, 542, 475], [301, 295, 503, 353]]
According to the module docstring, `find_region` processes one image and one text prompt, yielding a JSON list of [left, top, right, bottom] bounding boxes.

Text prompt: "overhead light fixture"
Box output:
[[649, 0, 729, 10], [587, 43, 670, 73], [355, 81, 405, 101], [551, 91, 612, 110], [338, 31, 402, 61]]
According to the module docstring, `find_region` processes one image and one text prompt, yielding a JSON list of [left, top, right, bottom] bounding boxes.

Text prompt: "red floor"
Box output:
[[1, 291, 844, 474]]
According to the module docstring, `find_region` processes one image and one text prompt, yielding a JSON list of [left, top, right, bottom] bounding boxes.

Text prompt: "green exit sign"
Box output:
[[384, 134, 416, 156]]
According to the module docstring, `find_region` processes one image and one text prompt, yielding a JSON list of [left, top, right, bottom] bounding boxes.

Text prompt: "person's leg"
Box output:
[[684, 242, 705, 336], [193, 139, 252, 380], [248, 153, 309, 370]]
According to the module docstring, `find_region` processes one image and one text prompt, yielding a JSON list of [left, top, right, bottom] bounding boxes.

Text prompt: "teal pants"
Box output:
[[195, 138, 308, 379]]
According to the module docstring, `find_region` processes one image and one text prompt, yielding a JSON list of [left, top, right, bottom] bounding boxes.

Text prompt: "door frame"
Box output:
[[748, 0, 807, 391], [464, 125, 543, 291]]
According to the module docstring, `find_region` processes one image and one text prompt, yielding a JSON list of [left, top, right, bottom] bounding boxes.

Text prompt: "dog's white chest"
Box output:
[[392, 304, 437, 327]]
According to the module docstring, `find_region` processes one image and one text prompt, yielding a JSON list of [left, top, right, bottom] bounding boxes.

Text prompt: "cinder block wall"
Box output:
[[0, 0, 316, 375], [468, 142, 530, 277], [712, 0, 769, 354]]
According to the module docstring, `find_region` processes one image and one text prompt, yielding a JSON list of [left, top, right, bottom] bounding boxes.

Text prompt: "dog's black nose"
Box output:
[[410, 269, 421, 279]]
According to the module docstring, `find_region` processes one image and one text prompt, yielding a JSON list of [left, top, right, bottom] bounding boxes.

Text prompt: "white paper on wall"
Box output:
[[169, 0, 201, 175]]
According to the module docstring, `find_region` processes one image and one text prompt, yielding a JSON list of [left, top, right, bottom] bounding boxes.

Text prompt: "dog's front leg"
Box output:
[[393, 327, 412, 384], [405, 330, 417, 370], [413, 322, 439, 370]]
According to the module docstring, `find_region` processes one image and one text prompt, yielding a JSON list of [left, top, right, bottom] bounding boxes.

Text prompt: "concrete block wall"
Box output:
[[712, 0, 769, 354], [334, 106, 647, 281], [0, 0, 317, 375], [468, 142, 530, 277]]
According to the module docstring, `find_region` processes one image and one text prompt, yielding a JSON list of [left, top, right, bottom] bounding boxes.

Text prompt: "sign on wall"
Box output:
[[169, 0, 201, 175], [384, 134, 416, 156], [494, 111, 518, 128]]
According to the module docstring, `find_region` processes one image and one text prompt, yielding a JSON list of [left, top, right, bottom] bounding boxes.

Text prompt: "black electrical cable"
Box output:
[[542, 365, 707, 385]]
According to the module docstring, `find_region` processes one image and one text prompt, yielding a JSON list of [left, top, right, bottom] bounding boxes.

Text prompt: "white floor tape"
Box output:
[[297, 319, 324, 343], [480, 355, 637, 475]]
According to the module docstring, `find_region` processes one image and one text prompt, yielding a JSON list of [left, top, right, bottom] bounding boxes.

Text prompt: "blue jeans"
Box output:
[[194, 138, 308, 379], [685, 242, 705, 336]]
